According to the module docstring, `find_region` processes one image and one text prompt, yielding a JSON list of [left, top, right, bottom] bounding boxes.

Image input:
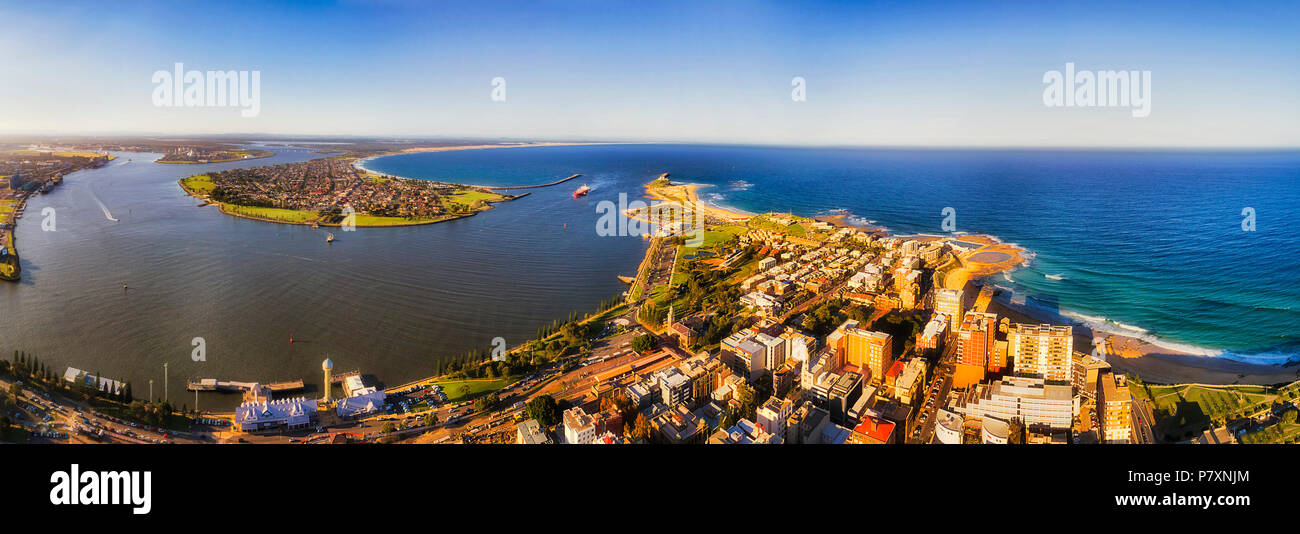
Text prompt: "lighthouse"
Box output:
[[322, 358, 333, 402]]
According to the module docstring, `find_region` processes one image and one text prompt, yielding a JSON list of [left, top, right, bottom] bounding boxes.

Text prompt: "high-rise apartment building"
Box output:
[[954, 312, 998, 388], [935, 288, 964, 332], [1099, 373, 1132, 444], [1009, 323, 1074, 382], [845, 328, 893, 383]]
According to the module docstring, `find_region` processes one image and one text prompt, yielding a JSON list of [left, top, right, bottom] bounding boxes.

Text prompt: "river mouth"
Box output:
[[4, 144, 1299, 411], [0, 145, 648, 411]]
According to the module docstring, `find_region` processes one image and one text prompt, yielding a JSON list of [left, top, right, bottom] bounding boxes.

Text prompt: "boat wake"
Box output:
[[1045, 273, 1065, 280], [89, 192, 118, 222]]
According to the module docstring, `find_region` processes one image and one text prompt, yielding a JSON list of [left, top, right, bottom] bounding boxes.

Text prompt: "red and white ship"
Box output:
[[572, 184, 591, 198]]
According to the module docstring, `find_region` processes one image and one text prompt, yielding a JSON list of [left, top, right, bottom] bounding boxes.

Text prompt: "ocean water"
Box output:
[[2, 143, 1295, 410], [370, 144, 1300, 364]]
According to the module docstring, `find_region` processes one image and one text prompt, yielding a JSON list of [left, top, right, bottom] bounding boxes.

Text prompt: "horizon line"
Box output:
[[3, 133, 1299, 152]]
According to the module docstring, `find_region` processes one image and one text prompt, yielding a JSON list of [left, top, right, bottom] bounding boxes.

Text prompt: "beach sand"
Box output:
[[636, 176, 753, 224], [984, 289, 1298, 386]]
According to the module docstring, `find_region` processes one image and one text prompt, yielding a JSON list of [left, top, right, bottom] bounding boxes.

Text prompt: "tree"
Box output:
[[733, 383, 759, 420], [1008, 418, 1026, 444], [381, 421, 396, 434], [478, 392, 500, 412], [631, 334, 656, 353], [423, 412, 439, 427], [601, 390, 636, 422], [527, 395, 561, 428], [629, 413, 652, 443]]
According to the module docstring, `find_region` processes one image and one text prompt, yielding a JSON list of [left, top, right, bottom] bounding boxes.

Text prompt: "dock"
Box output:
[[329, 369, 361, 384], [481, 174, 581, 191], [187, 378, 306, 393]]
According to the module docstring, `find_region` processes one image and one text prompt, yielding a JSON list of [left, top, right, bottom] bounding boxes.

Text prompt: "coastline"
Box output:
[[352, 141, 631, 181], [985, 289, 1299, 385], [177, 150, 520, 228], [635, 175, 754, 224], [663, 171, 1297, 386]]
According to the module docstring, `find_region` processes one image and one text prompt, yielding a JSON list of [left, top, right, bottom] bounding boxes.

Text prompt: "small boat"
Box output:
[[326, 232, 335, 244], [572, 184, 591, 198]]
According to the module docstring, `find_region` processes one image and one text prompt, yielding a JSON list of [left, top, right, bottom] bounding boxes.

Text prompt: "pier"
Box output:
[[329, 369, 361, 384], [187, 378, 306, 393], [481, 173, 581, 191]]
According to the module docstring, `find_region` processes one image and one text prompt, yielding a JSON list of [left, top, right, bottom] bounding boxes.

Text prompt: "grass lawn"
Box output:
[[352, 214, 446, 226], [748, 214, 813, 237], [443, 189, 506, 210], [432, 378, 512, 402], [1134, 383, 1280, 441], [222, 203, 319, 224], [697, 226, 745, 249], [180, 175, 215, 195], [1243, 421, 1300, 444]]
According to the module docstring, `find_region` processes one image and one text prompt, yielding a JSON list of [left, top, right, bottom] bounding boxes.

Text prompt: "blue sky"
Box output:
[[0, 0, 1296, 147]]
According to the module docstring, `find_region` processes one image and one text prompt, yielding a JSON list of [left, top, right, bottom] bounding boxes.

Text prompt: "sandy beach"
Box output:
[[985, 291, 1298, 386], [639, 175, 753, 223]]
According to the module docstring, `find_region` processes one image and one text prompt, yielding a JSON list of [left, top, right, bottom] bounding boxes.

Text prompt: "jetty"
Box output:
[[187, 378, 305, 394], [481, 174, 581, 191], [328, 368, 361, 384]]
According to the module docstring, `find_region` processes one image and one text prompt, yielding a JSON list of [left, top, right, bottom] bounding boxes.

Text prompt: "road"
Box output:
[[1, 376, 205, 444], [909, 337, 957, 444]]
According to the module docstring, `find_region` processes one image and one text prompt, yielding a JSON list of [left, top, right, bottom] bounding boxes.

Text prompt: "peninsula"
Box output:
[[156, 147, 273, 164], [179, 156, 517, 227]]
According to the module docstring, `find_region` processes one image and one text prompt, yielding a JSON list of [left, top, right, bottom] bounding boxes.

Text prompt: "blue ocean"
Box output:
[[368, 144, 1300, 364]]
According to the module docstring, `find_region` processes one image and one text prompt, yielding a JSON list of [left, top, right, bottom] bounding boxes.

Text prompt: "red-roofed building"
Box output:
[[668, 321, 699, 348], [883, 360, 905, 396], [847, 415, 896, 444]]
